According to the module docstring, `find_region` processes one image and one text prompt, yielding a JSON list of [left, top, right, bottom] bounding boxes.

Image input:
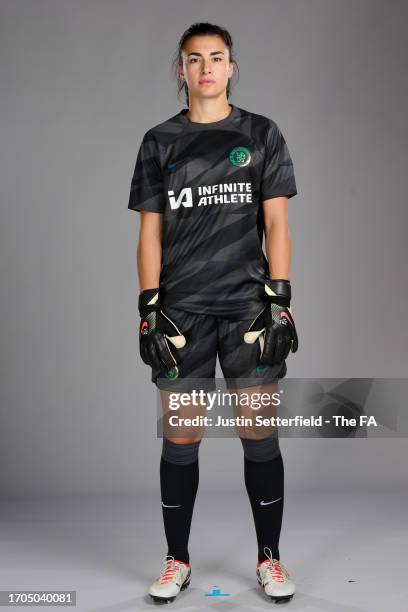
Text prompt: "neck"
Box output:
[[186, 97, 232, 123]]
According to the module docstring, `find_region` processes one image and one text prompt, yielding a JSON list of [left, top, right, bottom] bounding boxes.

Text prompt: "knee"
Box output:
[[162, 436, 202, 465], [239, 431, 281, 462]]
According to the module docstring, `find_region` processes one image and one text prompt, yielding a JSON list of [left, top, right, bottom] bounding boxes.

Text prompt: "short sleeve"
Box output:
[[128, 130, 166, 213], [260, 121, 298, 201]]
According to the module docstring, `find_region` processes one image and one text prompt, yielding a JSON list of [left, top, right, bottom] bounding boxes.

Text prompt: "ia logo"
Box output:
[[168, 188, 193, 210]]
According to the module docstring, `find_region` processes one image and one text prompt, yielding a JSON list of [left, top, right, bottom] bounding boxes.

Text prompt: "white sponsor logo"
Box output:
[[168, 188, 193, 210], [168, 182, 253, 210]]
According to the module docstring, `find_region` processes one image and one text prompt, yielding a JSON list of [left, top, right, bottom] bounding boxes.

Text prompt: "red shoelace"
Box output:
[[158, 558, 183, 584], [259, 558, 289, 583]]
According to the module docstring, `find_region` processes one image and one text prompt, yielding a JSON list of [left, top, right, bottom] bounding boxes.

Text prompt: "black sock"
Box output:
[[244, 452, 284, 563], [160, 456, 199, 565]]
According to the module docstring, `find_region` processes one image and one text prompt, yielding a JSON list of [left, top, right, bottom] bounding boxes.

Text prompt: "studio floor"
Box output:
[[0, 488, 406, 611]]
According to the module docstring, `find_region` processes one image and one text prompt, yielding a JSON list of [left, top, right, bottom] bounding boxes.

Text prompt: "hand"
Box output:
[[243, 278, 298, 366], [138, 288, 186, 376]]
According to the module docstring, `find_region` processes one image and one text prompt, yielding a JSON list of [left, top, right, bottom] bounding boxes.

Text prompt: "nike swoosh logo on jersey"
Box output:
[[167, 159, 186, 170], [162, 502, 182, 508], [260, 497, 282, 506]]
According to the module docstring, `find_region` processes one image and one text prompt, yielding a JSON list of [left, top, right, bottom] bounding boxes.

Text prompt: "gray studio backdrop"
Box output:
[[1, 0, 407, 499]]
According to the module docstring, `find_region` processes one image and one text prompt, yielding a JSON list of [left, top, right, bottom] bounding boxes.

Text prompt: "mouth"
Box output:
[[199, 80, 216, 84]]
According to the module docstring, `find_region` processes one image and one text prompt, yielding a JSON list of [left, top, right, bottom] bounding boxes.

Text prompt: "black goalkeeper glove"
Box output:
[[243, 278, 298, 366], [138, 288, 186, 378]]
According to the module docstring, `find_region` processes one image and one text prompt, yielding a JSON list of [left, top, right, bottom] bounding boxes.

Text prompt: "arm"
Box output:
[[243, 195, 298, 363], [262, 196, 291, 280], [136, 211, 186, 374], [137, 211, 163, 291]]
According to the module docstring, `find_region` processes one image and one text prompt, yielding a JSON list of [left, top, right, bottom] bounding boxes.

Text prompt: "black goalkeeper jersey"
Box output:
[[128, 104, 298, 320]]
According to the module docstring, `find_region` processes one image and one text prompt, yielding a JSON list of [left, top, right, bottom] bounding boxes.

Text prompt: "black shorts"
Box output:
[[151, 306, 287, 392]]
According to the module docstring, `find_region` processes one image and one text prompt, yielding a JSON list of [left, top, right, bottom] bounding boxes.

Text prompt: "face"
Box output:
[[179, 34, 234, 102]]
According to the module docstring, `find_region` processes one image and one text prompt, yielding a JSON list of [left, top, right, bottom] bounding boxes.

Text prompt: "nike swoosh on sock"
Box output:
[[260, 497, 282, 506]]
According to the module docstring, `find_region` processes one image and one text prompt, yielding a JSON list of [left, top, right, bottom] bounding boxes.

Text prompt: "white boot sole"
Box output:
[[257, 574, 295, 604], [149, 570, 191, 604]]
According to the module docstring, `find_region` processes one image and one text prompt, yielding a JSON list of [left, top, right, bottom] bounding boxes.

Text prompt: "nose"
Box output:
[[201, 61, 212, 74]]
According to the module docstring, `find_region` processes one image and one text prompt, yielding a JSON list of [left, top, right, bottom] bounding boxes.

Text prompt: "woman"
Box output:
[[128, 22, 299, 604]]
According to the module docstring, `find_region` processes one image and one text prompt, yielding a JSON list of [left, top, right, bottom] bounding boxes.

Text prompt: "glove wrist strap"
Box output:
[[138, 287, 160, 316], [265, 278, 291, 307]]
